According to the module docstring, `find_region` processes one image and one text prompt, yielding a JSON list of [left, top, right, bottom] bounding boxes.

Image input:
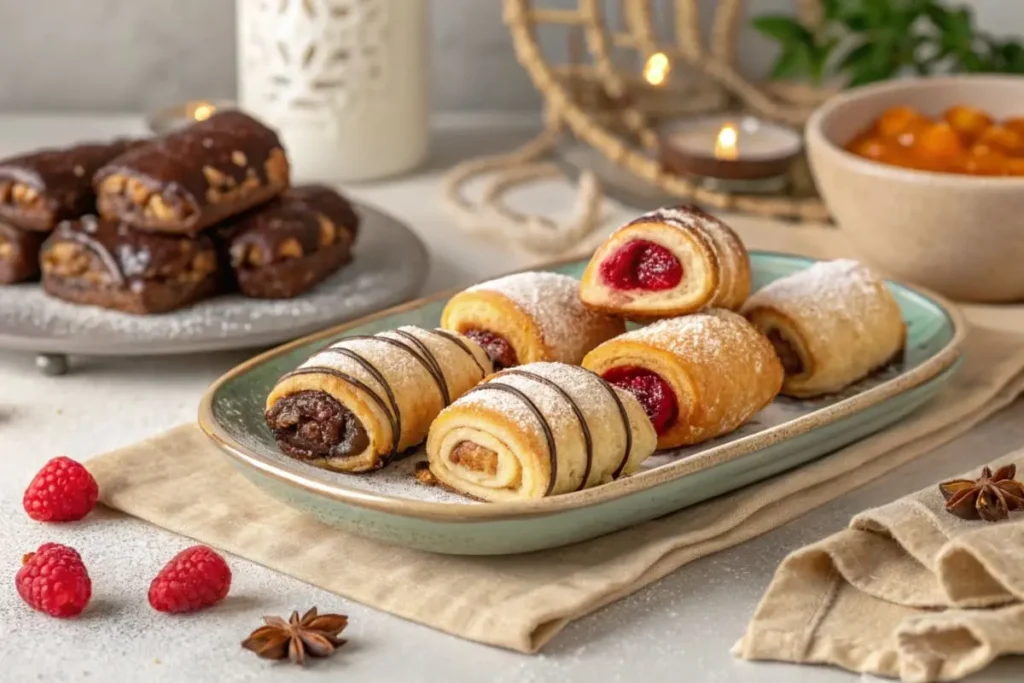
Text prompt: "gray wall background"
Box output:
[[0, 1, 1018, 114]]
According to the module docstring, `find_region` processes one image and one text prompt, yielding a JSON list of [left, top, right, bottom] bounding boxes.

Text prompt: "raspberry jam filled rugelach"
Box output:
[[440, 271, 625, 370], [40, 216, 220, 314], [95, 111, 290, 234], [579, 205, 751, 319], [220, 185, 360, 299], [583, 309, 783, 450], [0, 138, 142, 232]]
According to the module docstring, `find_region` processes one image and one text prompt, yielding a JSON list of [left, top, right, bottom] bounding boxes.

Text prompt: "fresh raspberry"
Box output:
[[599, 240, 683, 291], [602, 366, 679, 434], [148, 546, 232, 613], [16, 543, 92, 618], [23, 456, 99, 522]]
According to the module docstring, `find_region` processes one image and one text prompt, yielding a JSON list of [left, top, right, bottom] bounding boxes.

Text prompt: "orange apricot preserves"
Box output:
[[845, 103, 1024, 176]]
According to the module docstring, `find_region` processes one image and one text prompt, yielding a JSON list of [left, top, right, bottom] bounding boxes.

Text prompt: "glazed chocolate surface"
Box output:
[[46, 215, 216, 285], [223, 184, 359, 266], [0, 138, 142, 230], [94, 110, 287, 230], [0, 221, 44, 283], [266, 390, 370, 460]]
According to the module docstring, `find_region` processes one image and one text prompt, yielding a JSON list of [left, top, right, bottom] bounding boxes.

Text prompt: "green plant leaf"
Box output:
[[836, 41, 873, 72], [771, 44, 813, 81], [926, 3, 951, 31], [751, 15, 814, 45]]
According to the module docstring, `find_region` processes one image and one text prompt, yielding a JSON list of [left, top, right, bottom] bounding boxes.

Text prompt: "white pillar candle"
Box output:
[[236, 0, 429, 182]]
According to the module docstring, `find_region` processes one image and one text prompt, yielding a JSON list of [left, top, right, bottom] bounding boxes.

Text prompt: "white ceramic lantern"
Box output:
[[236, 0, 429, 182]]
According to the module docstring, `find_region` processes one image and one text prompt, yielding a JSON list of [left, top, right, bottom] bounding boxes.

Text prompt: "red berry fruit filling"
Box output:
[[465, 329, 519, 370], [16, 543, 92, 618], [148, 545, 232, 614], [23, 456, 99, 522], [599, 240, 683, 291], [601, 366, 678, 434]]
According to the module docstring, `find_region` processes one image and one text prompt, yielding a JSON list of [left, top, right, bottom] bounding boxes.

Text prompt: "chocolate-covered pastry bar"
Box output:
[[0, 221, 44, 284], [41, 216, 219, 314], [0, 138, 142, 232], [94, 111, 290, 234], [221, 184, 359, 299]]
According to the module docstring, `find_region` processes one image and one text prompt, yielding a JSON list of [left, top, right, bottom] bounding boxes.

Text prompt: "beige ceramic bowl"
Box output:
[[806, 75, 1024, 302]]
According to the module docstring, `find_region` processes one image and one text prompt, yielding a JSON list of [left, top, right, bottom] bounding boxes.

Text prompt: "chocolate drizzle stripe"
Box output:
[[276, 367, 395, 452], [314, 347, 403, 456], [63, 230, 126, 285], [500, 369, 593, 492], [424, 328, 488, 377], [584, 369, 634, 479], [464, 383, 558, 496], [342, 334, 450, 408], [390, 329, 452, 406]]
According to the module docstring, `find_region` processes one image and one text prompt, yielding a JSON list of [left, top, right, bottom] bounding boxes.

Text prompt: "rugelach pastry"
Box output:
[[426, 362, 657, 501], [40, 216, 220, 314], [0, 221, 44, 284], [265, 326, 492, 473], [579, 205, 751, 318], [95, 111, 289, 234], [741, 259, 906, 398], [582, 309, 783, 449], [440, 271, 625, 370], [0, 138, 142, 232], [221, 185, 359, 299]]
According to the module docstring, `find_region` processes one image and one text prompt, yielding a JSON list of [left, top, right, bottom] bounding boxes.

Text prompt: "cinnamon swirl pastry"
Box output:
[[265, 326, 492, 472], [426, 362, 657, 501], [741, 259, 906, 398], [578, 205, 751, 318], [440, 271, 624, 370], [582, 309, 783, 449]]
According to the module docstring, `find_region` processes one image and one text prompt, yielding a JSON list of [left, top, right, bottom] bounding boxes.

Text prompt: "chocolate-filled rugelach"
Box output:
[[266, 326, 493, 473], [0, 221, 45, 284], [95, 111, 290, 234], [0, 138, 142, 232], [221, 185, 360, 299], [40, 216, 220, 314]]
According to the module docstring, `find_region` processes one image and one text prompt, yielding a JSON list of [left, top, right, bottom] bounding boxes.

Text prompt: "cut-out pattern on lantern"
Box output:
[[237, 0, 427, 181]]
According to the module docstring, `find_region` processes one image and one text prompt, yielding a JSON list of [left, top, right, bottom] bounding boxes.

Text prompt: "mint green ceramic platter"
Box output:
[[199, 252, 966, 555]]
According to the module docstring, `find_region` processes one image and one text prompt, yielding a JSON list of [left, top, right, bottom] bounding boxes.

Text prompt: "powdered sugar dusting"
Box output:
[[742, 259, 897, 342], [628, 309, 764, 369], [455, 362, 608, 434], [466, 272, 615, 363]]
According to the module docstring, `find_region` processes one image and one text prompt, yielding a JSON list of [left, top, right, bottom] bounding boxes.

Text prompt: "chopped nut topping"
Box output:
[[145, 195, 177, 220], [317, 216, 336, 246], [277, 238, 304, 260], [0, 237, 12, 259], [202, 165, 228, 188], [231, 151, 247, 167], [11, 183, 41, 207]]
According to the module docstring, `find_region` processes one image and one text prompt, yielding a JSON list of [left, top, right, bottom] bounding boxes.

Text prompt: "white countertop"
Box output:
[[1, 114, 1022, 682]]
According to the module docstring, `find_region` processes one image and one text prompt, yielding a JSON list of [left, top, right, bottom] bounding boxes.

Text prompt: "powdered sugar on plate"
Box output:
[[0, 203, 429, 355]]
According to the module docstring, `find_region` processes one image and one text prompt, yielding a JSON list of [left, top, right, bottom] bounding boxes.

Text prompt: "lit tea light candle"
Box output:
[[657, 114, 803, 191], [146, 99, 236, 135], [643, 52, 670, 87]]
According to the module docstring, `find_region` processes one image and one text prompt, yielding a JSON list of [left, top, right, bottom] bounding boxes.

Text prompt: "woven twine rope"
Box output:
[[442, 0, 834, 259]]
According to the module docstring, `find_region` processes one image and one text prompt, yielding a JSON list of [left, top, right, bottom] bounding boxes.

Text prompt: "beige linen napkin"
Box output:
[[86, 323, 1024, 653], [734, 449, 1024, 682]]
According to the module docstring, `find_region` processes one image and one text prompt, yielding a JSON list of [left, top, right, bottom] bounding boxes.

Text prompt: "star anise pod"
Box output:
[[939, 464, 1024, 522], [242, 607, 348, 665]]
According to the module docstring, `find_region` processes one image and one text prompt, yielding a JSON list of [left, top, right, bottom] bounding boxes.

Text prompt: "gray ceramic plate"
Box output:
[[0, 203, 429, 356], [200, 253, 966, 555]]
